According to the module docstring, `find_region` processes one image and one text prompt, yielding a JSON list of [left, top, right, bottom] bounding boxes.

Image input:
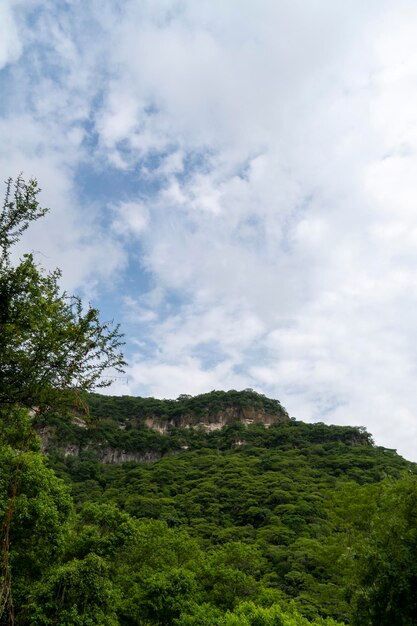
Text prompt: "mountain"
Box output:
[[36, 389, 289, 462], [30, 389, 416, 624]]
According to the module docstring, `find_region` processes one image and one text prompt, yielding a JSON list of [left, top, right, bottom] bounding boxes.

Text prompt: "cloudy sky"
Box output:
[[2, 0, 417, 460]]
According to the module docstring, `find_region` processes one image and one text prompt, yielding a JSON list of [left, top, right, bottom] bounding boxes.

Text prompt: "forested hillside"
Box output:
[[2, 178, 417, 625], [39, 392, 416, 625], [35, 389, 289, 463]]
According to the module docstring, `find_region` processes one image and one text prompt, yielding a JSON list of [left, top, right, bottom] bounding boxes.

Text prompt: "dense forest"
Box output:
[[2, 178, 417, 626], [39, 392, 416, 625]]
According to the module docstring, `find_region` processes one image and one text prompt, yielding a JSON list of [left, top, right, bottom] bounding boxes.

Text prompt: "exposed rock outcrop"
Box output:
[[98, 449, 162, 464], [145, 406, 286, 433], [35, 390, 289, 464]]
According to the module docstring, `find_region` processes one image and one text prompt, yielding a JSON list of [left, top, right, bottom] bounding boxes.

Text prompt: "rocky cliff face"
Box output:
[[36, 390, 289, 464], [144, 406, 286, 433]]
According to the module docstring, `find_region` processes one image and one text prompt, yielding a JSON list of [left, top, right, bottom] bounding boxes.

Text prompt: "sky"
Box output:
[[2, 1, 417, 460]]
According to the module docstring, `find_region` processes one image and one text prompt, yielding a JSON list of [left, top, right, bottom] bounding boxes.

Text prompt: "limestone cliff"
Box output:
[[36, 389, 289, 464], [144, 405, 286, 433]]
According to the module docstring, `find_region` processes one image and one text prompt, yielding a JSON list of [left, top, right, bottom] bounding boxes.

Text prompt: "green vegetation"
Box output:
[[44, 407, 414, 624], [2, 177, 417, 625], [0, 176, 125, 412], [87, 388, 288, 423]]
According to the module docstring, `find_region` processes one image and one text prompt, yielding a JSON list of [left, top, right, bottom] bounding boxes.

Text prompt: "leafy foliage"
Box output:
[[0, 176, 125, 412], [4, 394, 417, 625], [87, 388, 288, 423], [43, 398, 415, 624], [346, 477, 417, 626], [0, 408, 73, 622], [0, 177, 47, 261], [0, 176, 125, 623]]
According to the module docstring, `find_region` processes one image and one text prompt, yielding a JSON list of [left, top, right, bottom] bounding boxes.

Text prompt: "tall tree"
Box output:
[[0, 176, 126, 622], [0, 176, 126, 411]]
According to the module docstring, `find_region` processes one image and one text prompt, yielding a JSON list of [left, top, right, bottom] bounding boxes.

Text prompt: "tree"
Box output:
[[22, 553, 119, 626], [348, 477, 417, 626], [0, 176, 126, 622], [0, 410, 73, 623], [0, 175, 126, 412]]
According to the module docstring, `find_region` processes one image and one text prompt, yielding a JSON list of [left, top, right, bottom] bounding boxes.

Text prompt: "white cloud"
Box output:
[[0, 113, 127, 296], [112, 0, 417, 460], [4, 0, 417, 461], [128, 356, 247, 399], [0, 2, 22, 69], [112, 201, 150, 238]]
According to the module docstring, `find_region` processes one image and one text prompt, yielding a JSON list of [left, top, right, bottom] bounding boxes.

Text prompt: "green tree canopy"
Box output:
[[347, 477, 417, 626], [0, 176, 126, 623], [0, 176, 126, 412]]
